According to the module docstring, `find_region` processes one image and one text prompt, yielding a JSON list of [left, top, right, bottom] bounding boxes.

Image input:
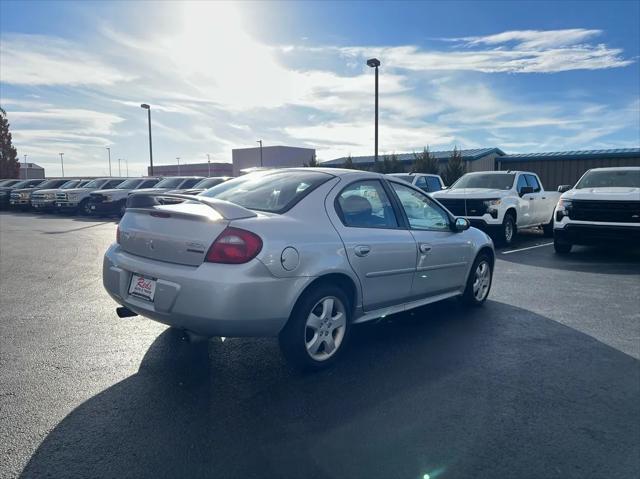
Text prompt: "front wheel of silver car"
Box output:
[[462, 253, 493, 306], [279, 285, 351, 372]]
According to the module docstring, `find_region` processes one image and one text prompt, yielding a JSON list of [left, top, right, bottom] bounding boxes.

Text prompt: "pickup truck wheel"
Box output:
[[462, 253, 493, 306], [79, 199, 92, 216], [279, 284, 351, 372], [554, 239, 572, 254], [499, 213, 516, 246]]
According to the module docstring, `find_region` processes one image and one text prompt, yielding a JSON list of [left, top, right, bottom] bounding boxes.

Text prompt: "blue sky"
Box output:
[[1, 0, 638, 176]]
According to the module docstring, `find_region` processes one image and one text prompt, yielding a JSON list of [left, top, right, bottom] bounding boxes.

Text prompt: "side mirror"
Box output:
[[557, 185, 572, 193], [454, 217, 470, 232], [519, 186, 534, 197]]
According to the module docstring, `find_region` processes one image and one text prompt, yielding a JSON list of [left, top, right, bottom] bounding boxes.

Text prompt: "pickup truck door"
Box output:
[[525, 174, 552, 224], [516, 175, 535, 226]]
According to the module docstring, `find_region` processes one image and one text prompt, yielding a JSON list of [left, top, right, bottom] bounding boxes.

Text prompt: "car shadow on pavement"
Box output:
[[499, 243, 640, 275], [21, 300, 639, 479]]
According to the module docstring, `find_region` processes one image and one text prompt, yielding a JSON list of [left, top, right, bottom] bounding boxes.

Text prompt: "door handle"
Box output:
[[354, 245, 371, 257], [419, 243, 432, 254]]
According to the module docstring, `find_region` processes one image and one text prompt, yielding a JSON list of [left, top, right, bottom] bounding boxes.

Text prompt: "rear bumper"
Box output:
[[554, 223, 640, 245], [103, 245, 308, 337]]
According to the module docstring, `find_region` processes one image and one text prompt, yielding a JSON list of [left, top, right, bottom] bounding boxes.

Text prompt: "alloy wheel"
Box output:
[[304, 296, 346, 361], [472, 261, 491, 301]]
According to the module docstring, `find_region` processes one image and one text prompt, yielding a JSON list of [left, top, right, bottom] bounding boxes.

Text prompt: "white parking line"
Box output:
[[501, 242, 554, 254]]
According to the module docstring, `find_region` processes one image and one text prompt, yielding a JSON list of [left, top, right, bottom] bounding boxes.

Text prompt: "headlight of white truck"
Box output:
[[555, 199, 572, 221], [483, 198, 502, 207]]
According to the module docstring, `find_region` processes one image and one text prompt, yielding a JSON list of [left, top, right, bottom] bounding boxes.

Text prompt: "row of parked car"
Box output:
[[0, 176, 231, 217]]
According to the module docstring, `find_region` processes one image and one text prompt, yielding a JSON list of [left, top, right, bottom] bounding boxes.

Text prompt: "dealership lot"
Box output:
[[1, 212, 638, 479]]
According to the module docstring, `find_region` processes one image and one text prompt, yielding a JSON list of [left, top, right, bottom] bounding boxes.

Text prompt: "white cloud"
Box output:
[[0, 34, 134, 86], [460, 29, 602, 49]]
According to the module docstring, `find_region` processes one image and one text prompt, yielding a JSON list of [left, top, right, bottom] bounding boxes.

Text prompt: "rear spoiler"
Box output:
[[126, 193, 257, 220]]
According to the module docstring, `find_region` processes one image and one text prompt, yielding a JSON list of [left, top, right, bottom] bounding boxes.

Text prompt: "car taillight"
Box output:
[[205, 227, 262, 264], [116, 225, 121, 244]]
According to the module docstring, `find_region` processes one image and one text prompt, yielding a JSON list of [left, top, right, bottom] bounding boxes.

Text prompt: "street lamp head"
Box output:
[[140, 103, 150, 110], [366, 58, 380, 68]]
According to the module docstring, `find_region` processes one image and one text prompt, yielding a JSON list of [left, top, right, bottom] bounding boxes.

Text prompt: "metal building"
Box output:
[[497, 148, 640, 189], [18, 162, 45, 179], [321, 148, 505, 172], [148, 162, 233, 177], [232, 146, 316, 176]]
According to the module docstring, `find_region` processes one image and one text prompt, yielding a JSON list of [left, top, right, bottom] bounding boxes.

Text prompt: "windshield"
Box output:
[[116, 179, 143, 189], [35, 180, 64, 189], [61, 180, 80, 189], [201, 170, 332, 212], [575, 169, 640, 188], [194, 178, 227, 189], [155, 178, 185, 188], [82, 179, 107, 188], [0, 180, 20, 187], [451, 173, 515, 190]]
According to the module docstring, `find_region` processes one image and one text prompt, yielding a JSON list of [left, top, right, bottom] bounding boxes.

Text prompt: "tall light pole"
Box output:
[[207, 153, 211, 177], [23, 154, 28, 179], [126, 159, 129, 177], [176, 157, 180, 175], [106, 147, 112, 176], [256, 140, 263, 167], [59, 153, 64, 177], [366, 58, 380, 163], [140, 104, 154, 176], [118, 158, 122, 176]]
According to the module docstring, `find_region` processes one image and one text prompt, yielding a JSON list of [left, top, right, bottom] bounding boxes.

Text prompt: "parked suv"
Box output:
[[88, 177, 161, 217], [104, 168, 494, 370], [32, 179, 91, 212], [432, 171, 561, 245], [11, 178, 73, 210], [554, 167, 640, 254], [56, 178, 127, 215], [387, 173, 445, 193]]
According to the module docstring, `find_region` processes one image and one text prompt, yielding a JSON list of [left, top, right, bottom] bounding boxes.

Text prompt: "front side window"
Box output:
[[525, 175, 541, 192], [426, 176, 443, 192], [391, 182, 450, 231], [516, 175, 529, 194], [336, 180, 398, 228], [102, 180, 125, 189], [415, 176, 427, 189], [202, 170, 332, 213]]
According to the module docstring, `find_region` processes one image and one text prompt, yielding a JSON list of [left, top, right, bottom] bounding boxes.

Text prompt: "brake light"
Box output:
[[205, 227, 262, 264], [116, 225, 121, 244]]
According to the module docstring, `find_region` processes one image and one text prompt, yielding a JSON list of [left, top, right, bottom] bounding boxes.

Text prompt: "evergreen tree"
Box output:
[[304, 153, 318, 167], [342, 154, 356, 169], [388, 152, 404, 173], [0, 108, 19, 178], [411, 146, 439, 174], [443, 146, 466, 185]]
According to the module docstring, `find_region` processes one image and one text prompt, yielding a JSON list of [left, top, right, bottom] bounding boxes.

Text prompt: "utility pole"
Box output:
[[366, 58, 381, 163], [118, 158, 122, 176], [207, 153, 211, 177], [256, 140, 263, 167], [176, 157, 181, 175], [106, 147, 112, 176], [140, 104, 154, 175], [126, 159, 129, 177], [59, 153, 64, 177], [23, 154, 28, 179]]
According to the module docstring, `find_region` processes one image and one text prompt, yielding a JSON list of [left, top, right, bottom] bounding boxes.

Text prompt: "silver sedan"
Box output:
[[103, 168, 495, 370]]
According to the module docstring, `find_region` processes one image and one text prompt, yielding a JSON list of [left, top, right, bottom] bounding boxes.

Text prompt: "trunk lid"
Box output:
[[118, 196, 256, 266]]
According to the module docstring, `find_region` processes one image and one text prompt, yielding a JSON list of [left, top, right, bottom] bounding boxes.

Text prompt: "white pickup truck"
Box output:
[[553, 167, 640, 254], [432, 171, 561, 245]]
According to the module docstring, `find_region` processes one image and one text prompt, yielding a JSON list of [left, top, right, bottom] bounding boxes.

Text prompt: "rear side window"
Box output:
[[336, 180, 398, 229], [201, 170, 332, 213], [525, 175, 541, 192], [415, 176, 427, 188], [426, 176, 442, 192]]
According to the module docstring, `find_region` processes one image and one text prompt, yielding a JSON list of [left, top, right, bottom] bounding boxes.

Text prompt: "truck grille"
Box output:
[[56, 192, 67, 201], [437, 199, 488, 217], [569, 200, 640, 223]]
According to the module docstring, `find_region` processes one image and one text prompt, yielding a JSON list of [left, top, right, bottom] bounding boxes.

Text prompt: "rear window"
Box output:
[[201, 170, 332, 213]]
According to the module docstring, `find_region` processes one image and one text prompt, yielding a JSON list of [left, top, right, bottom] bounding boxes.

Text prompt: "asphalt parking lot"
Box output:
[[1, 211, 638, 479]]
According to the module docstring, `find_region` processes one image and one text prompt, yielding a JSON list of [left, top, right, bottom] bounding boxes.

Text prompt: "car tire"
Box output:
[[461, 253, 493, 306], [554, 239, 572, 254], [498, 213, 516, 246], [78, 199, 92, 216], [542, 215, 554, 237], [279, 284, 351, 372]]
